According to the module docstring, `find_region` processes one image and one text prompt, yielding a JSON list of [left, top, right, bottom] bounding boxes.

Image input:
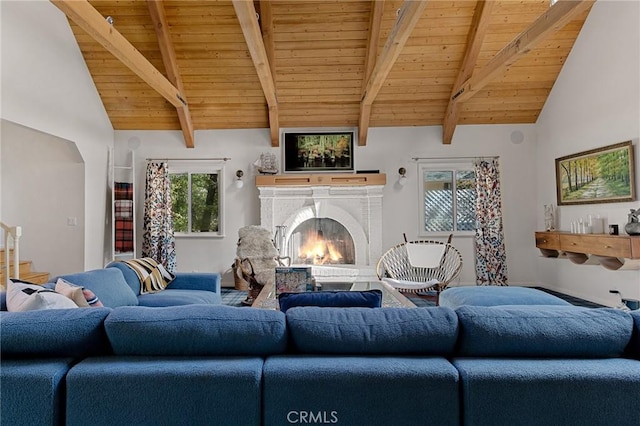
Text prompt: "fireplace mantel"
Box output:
[[255, 173, 386, 187]]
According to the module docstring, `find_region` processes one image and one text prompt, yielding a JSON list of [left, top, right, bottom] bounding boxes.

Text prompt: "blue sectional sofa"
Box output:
[[50, 262, 222, 307], [2, 302, 640, 425]]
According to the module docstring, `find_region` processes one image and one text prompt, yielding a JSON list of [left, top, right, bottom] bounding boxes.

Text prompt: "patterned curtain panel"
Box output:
[[474, 158, 508, 285], [142, 162, 177, 273]]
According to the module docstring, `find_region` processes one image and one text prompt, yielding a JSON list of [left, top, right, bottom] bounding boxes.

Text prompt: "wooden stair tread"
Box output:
[[0, 259, 31, 267], [1, 259, 33, 278], [0, 250, 50, 285], [2, 271, 50, 285]]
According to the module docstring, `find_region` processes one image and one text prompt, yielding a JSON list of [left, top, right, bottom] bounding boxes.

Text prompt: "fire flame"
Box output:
[[298, 232, 343, 265]]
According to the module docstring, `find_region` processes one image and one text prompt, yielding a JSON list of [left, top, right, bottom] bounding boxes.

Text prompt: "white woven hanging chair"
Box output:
[[376, 240, 463, 305]]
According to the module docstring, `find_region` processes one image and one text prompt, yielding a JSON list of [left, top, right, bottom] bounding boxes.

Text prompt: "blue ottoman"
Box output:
[[439, 286, 571, 308]]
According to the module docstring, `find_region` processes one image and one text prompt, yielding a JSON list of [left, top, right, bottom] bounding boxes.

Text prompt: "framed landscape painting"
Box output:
[[555, 141, 636, 205]]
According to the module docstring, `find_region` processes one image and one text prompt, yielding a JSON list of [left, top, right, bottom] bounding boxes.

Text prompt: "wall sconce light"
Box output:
[[235, 170, 244, 189], [398, 167, 408, 186]]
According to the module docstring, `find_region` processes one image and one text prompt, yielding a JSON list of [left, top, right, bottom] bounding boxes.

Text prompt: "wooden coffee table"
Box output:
[[252, 280, 416, 310]]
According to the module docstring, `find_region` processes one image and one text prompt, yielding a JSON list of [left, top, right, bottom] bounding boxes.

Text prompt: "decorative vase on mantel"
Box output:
[[625, 208, 640, 235]]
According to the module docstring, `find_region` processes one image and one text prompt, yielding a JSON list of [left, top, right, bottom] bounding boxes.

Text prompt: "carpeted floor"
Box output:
[[220, 288, 252, 307], [220, 286, 604, 308]]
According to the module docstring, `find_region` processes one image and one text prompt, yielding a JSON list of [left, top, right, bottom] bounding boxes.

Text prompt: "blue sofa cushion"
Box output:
[[1, 358, 75, 426], [286, 306, 458, 355], [0, 308, 112, 357], [167, 272, 221, 293], [629, 310, 640, 359], [440, 286, 571, 308], [457, 305, 633, 358], [263, 355, 460, 426], [453, 358, 640, 426], [67, 356, 264, 426], [54, 268, 138, 308], [105, 304, 287, 356], [278, 290, 382, 313], [137, 289, 219, 307], [106, 261, 144, 295]]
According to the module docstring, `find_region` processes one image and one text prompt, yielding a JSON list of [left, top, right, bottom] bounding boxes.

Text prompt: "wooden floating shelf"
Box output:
[[535, 231, 640, 270], [255, 173, 386, 187]]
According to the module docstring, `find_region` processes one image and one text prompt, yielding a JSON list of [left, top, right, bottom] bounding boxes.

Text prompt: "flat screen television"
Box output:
[[283, 131, 354, 173]]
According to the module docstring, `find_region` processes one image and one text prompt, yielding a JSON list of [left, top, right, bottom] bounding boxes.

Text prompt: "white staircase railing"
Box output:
[[1, 221, 22, 287]]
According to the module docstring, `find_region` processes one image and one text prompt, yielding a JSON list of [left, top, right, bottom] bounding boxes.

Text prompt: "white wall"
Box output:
[[1, 120, 85, 276], [116, 123, 538, 287], [536, 0, 640, 306], [0, 0, 113, 270]]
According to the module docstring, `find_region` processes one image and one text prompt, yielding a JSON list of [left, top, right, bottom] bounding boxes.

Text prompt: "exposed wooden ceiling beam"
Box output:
[[50, 0, 186, 111], [442, 0, 494, 145], [362, 0, 385, 92], [452, 0, 595, 105], [358, 0, 428, 146], [147, 0, 194, 148], [233, 0, 279, 146], [259, 0, 279, 147]]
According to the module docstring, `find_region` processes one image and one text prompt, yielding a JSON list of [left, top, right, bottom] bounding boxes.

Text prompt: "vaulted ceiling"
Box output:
[[53, 0, 594, 148]]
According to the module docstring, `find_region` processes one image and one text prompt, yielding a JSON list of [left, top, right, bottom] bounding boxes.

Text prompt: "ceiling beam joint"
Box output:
[[233, 0, 280, 146], [50, 0, 186, 111], [146, 0, 194, 148], [442, 0, 494, 145], [452, 0, 595, 105], [358, 0, 427, 146]]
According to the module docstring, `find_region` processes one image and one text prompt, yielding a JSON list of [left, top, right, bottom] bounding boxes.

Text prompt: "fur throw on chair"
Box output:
[[236, 225, 279, 288]]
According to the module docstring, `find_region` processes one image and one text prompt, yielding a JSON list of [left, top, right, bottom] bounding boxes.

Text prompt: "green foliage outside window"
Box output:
[[170, 172, 219, 234]]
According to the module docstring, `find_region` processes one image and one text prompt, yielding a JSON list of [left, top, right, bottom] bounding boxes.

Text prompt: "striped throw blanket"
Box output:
[[122, 257, 175, 294]]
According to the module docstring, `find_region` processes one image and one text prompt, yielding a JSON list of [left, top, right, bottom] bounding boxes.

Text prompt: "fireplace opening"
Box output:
[[289, 218, 355, 265]]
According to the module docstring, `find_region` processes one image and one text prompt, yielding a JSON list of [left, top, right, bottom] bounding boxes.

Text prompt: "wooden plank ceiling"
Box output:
[[60, 0, 593, 147]]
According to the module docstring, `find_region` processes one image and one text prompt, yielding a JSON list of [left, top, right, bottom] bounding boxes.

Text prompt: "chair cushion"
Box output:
[[286, 306, 458, 355], [278, 290, 382, 313], [456, 305, 633, 358], [54, 268, 138, 308], [1, 307, 112, 357], [105, 304, 287, 356], [439, 286, 571, 308]]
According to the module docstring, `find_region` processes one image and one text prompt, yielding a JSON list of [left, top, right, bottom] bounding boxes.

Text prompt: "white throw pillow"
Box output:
[[7, 280, 78, 312]]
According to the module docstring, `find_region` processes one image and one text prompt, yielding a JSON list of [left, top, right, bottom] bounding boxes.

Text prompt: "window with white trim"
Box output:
[[418, 161, 476, 236], [169, 165, 225, 237]]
